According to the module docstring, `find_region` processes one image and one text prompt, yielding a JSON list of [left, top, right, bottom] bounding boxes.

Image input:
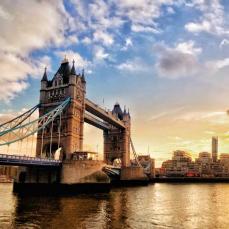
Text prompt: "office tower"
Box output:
[[212, 136, 218, 162]]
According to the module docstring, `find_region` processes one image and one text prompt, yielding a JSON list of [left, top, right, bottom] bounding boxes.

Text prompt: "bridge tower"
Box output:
[[104, 104, 131, 167], [36, 58, 86, 159]]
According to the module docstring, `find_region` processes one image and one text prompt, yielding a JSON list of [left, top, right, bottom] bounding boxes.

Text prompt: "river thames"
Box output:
[[1, 183, 229, 228]]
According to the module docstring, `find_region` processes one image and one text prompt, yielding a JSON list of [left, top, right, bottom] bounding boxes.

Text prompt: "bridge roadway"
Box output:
[[85, 99, 126, 130], [84, 113, 110, 130], [0, 154, 61, 167]]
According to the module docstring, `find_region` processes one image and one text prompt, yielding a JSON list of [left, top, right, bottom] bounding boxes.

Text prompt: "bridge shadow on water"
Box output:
[[9, 185, 133, 229]]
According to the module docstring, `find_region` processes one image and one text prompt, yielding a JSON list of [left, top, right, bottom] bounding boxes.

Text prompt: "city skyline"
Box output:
[[1, 1, 229, 166]]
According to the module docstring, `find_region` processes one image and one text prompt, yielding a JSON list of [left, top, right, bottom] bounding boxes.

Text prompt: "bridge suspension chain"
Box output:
[[0, 97, 70, 147], [0, 104, 39, 133], [130, 137, 142, 167]]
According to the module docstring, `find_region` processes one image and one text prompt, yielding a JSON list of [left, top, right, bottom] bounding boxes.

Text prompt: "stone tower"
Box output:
[[36, 58, 86, 159], [104, 104, 131, 167]]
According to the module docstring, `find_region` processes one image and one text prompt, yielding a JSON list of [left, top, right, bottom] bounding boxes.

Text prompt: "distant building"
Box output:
[[220, 153, 229, 176], [196, 152, 212, 164], [158, 138, 229, 178], [212, 136, 218, 162], [195, 152, 212, 176], [162, 150, 196, 177]]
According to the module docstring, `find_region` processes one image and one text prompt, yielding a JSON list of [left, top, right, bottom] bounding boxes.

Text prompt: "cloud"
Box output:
[[114, 0, 176, 34], [206, 58, 229, 71], [82, 37, 92, 45], [121, 38, 133, 51], [153, 40, 229, 79], [185, 0, 229, 36], [0, 0, 75, 101], [0, 0, 71, 54], [56, 50, 90, 70], [174, 111, 228, 125], [154, 41, 201, 78], [116, 58, 149, 72], [64, 35, 79, 47], [149, 106, 185, 121], [93, 46, 109, 61], [175, 40, 202, 55], [131, 24, 161, 34], [93, 30, 114, 46], [219, 39, 229, 48], [70, 0, 182, 43], [185, 20, 211, 33]]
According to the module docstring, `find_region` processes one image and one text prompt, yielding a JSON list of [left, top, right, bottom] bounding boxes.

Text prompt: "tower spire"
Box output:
[[81, 68, 86, 83], [70, 60, 76, 75], [62, 55, 68, 63], [41, 67, 48, 81]]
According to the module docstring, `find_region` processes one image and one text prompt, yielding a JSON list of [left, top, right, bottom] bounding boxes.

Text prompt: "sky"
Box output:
[[0, 0, 229, 166]]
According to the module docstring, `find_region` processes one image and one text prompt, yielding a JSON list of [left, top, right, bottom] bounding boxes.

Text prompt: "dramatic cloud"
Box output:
[[0, 52, 52, 101], [0, 0, 74, 101], [0, 0, 71, 54], [154, 41, 201, 78]]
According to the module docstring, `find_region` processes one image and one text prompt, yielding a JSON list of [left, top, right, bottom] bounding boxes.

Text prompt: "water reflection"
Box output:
[[1, 183, 229, 228]]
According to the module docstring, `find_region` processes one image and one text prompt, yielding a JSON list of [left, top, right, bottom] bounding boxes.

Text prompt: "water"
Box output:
[[1, 183, 229, 229]]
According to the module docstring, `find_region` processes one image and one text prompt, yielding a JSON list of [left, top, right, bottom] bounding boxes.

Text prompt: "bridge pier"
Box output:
[[13, 157, 111, 194], [13, 166, 61, 194]]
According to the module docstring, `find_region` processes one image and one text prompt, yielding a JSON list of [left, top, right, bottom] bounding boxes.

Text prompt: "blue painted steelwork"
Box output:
[[0, 104, 39, 133], [0, 154, 61, 167], [0, 97, 70, 146]]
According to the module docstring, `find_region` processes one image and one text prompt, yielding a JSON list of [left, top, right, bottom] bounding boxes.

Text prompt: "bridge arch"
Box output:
[[42, 142, 65, 160]]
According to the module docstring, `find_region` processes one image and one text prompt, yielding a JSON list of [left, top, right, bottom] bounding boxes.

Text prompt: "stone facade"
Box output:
[[36, 59, 86, 159], [104, 104, 131, 167], [36, 58, 131, 167], [61, 160, 109, 184]]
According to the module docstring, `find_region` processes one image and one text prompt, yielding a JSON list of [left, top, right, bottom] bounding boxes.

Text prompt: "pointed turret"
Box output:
[[41, 67, 48, 81], [81, 69, 86, 83], [112, 103, 123, 120], [54, 57, 71, 84], [123, 105, 127, 114], [70, 60, 76, 75], [128, 108, 131, 118]]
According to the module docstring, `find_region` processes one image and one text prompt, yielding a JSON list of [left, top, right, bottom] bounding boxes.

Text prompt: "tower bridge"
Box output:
[[0, 57, 147, 194], [36, 58, 131, 167]]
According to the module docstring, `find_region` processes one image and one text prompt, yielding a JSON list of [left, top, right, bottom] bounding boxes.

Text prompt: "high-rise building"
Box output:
[[212, 136, 218, 162]]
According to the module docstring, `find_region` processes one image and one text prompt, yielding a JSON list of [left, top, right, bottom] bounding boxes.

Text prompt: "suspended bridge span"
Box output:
[[0, 154, 61, 167]]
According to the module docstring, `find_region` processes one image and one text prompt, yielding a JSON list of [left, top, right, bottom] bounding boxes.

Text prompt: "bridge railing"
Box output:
[[0, 154, 61, 163]]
